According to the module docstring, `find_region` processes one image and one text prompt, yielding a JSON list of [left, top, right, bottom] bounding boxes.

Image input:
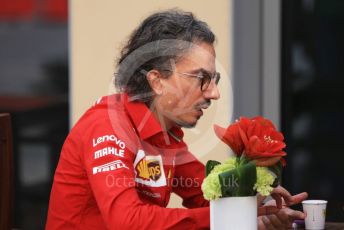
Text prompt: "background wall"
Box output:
[[70, 0, 233, 208]]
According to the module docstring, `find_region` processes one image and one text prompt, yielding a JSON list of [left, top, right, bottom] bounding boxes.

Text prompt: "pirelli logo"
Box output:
[[92, 160, 128, 175]]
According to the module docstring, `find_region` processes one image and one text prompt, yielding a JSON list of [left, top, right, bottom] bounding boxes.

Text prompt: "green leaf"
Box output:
[[237, 161, 257, 196], [205, 160, 221, 176], [218, 161, 257, 197], [238, 155, 250, 165], [218, 170, 238, 197]]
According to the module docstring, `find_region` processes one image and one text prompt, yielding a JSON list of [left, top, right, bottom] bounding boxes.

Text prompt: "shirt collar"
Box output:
[[122, 93, 184, 142], [123, 93, 162, 140]]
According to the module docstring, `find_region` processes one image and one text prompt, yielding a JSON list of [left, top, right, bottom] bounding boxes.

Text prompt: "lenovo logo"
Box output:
[[92, 134, 126, 149]]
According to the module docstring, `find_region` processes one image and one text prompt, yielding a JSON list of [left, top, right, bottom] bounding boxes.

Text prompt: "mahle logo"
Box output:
[[136, 158, 161, 181]]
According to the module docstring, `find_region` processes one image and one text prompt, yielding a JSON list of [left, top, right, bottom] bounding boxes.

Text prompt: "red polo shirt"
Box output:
[[46, 94, 210, 229]]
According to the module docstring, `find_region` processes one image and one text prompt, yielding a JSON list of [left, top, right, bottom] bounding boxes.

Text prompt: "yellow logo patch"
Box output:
[[133, 150, 166, 187], [136, 159, 161, 181]]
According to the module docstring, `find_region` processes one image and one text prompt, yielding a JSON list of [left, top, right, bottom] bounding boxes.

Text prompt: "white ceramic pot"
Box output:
[[210, 196, 257, 230]]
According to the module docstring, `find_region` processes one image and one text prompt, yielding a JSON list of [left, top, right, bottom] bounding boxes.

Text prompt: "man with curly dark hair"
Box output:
[[46, 9, 307, 229]]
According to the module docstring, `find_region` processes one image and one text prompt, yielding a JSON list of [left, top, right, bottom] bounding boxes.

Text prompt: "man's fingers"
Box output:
[[284, 209, 306, 220], [270, 187, 308, 207], [258, 206, 280, 216], [271, 193, 282, 209], [272, 186, 293, 204], [268, 186, 293, 208], [266, 215, 286, 229], [261, 216, 277, 230], [275, 209, 290, 223], [258, 217, 266, 230], [285, 192, 308, 206]]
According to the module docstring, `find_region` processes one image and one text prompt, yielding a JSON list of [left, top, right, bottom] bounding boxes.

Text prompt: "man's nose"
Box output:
[[203, 80, 220, 100]]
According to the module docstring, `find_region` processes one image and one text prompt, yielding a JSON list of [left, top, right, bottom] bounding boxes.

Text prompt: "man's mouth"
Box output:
[[197, 109, 203, 117], [195, 101, 211, 111], [194, 101, 211, 117]]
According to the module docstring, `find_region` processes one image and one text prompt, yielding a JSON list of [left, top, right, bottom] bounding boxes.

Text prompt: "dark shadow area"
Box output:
[[0, 0, 68, 229], [282, 0, 344, 221]]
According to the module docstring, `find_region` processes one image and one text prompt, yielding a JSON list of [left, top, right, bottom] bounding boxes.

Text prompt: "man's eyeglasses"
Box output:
[[163, 69, 221, 91]]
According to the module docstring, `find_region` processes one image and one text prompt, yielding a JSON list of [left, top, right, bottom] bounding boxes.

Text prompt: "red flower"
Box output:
[[214, 116, 287, 166], [214, 123, 244, 156]]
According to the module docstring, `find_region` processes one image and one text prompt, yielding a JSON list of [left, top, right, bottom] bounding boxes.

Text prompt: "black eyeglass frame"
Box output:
[[162, 69, 221, 91]]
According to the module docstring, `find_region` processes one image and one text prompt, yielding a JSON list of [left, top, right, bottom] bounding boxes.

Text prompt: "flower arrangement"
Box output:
[[202, 116, 287, 200]]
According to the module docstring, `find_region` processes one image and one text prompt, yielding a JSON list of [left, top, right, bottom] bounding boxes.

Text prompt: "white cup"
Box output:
[[302, 200, 327, 230]]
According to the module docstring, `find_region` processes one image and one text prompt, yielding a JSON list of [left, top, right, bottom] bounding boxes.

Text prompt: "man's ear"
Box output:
[[146, 70, 163, 95]]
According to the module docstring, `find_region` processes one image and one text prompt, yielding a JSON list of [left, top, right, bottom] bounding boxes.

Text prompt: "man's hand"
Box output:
[[257, 186, 308, 215], [257, 189, 308, 230], [258, 207, 305, 229]]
